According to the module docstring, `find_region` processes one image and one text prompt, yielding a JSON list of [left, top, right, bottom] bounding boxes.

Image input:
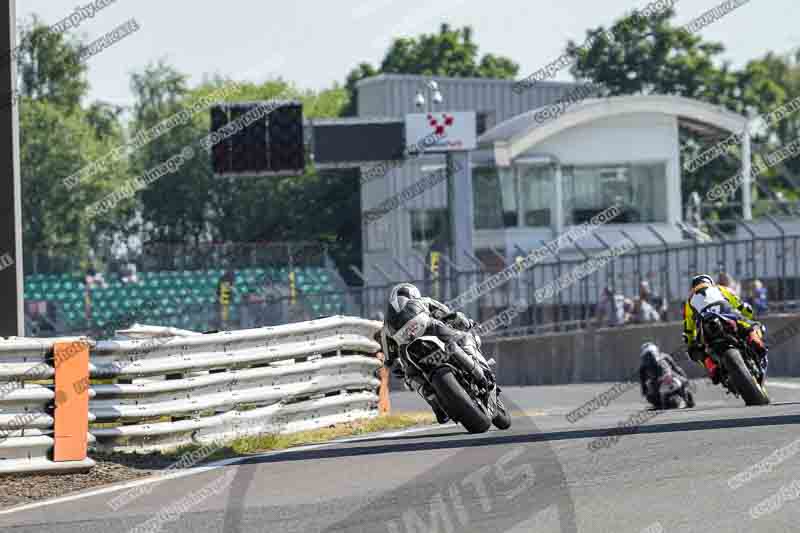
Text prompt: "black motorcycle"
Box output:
[[699, 310, 769, 406], [399, 334, 511, 433], [645, 366, 694, 410]]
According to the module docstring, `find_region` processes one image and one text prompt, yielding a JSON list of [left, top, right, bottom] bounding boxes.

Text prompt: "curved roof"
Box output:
[[478, 94, 749, 165]]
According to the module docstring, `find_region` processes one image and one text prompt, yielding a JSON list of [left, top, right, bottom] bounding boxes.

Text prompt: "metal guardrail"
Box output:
[[0, 316, 383, 472]]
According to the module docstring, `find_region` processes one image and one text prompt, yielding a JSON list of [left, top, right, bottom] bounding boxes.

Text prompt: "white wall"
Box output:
[[528, 111, 682, 225]]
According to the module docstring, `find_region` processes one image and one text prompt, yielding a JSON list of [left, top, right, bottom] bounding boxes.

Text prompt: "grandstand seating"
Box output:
[[23, 267, 346, 334]]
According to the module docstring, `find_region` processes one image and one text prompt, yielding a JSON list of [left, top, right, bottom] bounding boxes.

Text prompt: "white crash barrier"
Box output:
[[0, 316, 384, 472]]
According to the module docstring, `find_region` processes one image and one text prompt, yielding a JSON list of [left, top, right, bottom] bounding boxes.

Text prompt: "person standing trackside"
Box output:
[[596, 287, 627, 327], [217, 270, 236, 330]]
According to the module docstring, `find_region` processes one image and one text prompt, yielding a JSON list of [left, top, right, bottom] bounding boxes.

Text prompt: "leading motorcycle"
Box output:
[[698, 309, 769, 406]]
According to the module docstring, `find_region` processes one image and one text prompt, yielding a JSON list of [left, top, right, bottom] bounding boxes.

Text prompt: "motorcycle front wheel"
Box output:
[[492, 400, 512, 430], [430, 367, 491, 434]]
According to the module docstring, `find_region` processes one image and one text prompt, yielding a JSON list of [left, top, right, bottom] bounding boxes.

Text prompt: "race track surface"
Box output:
[[1, 378, 799, 532]]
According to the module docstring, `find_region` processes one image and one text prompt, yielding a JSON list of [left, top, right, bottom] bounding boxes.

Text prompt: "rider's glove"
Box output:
[[741, 302, 754, 316], [444, 311, 474, 331]]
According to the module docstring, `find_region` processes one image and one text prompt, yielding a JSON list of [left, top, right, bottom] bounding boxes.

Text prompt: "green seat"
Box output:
[[64, 290, 82, 302], [66, 310, 83, 323]]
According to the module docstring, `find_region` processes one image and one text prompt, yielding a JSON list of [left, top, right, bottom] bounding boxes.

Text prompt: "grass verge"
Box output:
[[162, 411, 436, 463], [225, 412, 435, 456]]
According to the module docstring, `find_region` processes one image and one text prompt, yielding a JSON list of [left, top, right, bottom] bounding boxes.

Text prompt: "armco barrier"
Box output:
[[0, 316, 383, 473], [482, 314, 800, 386]]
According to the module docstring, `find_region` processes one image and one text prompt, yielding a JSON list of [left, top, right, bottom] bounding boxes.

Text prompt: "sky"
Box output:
[[15, 0, 800, 108]]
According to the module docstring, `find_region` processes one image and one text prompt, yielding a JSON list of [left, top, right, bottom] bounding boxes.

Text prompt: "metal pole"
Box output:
[[448, 150, 474, 304], [764, 214, 786, 306], [741, 126, 753, 221], [0, 0, 23, 337]]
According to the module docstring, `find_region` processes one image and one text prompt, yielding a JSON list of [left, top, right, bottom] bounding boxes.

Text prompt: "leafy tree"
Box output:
[[20, 100, 131, 266], [567, 8, 727, 99], [15, 16, 89, 113], [85, 101, 125, 141], [128, 65, 353, 259], [16, 18, 131, 269], [343, 24, 519, 116]]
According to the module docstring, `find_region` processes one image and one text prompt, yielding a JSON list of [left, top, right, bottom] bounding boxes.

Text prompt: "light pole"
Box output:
[[414, 81, 457, 298]]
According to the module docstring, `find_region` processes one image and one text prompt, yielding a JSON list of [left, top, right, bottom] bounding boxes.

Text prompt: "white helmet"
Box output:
[[640, 342, 660, 365]]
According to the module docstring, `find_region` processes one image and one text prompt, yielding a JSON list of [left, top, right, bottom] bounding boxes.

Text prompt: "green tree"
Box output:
[[128, 64, 353, 253], [129, 61, 214, 245], [343, 24, 519, 116], [16, 17, 131, 268], [15, 16, 89, 113], [567, 8, 728, 99], [20, 100, 132, 266], [85, 101, 125, 141]]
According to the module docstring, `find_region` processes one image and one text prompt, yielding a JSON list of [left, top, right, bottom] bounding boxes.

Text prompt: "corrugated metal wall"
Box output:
[[356, 74, 578, 123]]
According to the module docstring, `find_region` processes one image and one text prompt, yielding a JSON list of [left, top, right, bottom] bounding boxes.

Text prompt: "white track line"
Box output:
[[0, 424, 442, 516], [769, 381, 800, 390]]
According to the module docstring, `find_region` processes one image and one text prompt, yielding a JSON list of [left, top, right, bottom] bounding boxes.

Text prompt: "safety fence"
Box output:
[[0, 316, 384, 474]]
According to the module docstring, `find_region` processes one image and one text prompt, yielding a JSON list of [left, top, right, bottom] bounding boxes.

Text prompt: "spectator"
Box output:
[[635, 281, 665, 322], [121, 262, 140, 285], [596, 287, 627, 327], [750, 279, 769, 315], [216, 270, 236, 329], [84, 264, 108, 325], [623, 297, 636, 323], [718, 272, 740, 296], [84, 265, 108, 289], [634, 298, 660, 323]]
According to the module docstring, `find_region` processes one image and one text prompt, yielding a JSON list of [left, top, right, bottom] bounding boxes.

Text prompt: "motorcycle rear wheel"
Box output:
[[430, 367, 491, 434], [723, 348, 770, 406]]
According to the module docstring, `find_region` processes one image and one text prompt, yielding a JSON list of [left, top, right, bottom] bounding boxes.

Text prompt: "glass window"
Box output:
[[410, 209, 449, 251], [631, 163, 667, 222], [472, 166, 517, 229], [519, 165, 553, 227], [476, 111, 496, 136], [563, 163, 666, 225]]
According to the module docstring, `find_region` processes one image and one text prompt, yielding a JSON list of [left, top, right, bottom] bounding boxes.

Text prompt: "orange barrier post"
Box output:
[[377, 352, 391, 414], [53, 340, 90, 462]]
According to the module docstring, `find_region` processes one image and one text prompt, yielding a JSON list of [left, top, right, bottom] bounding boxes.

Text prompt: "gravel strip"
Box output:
[[0, 453, 183, 510]]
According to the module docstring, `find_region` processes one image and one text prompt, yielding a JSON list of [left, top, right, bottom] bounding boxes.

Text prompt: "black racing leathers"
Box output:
[[639, 352, 687, 406]]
